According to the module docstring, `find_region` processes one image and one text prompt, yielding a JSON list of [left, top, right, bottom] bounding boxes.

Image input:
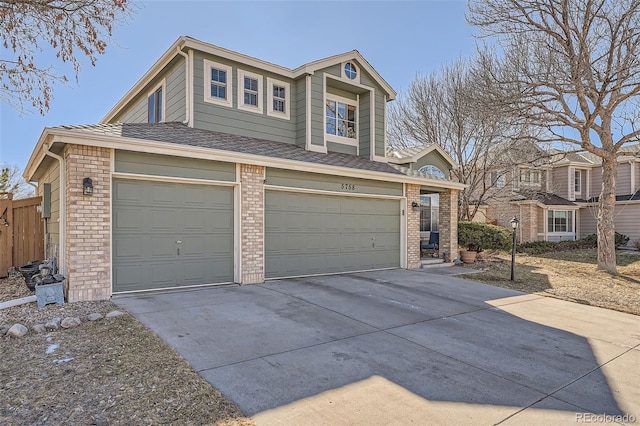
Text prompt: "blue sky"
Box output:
[[0, 0, 475, 173]]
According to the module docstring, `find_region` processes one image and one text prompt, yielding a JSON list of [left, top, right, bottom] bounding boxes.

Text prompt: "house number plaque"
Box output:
[[341, 183, 356, 191]]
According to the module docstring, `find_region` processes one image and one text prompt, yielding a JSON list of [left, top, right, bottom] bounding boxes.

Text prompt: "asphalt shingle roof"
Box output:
[[55, 122, 451, 182], [512, 190, 577, 206]]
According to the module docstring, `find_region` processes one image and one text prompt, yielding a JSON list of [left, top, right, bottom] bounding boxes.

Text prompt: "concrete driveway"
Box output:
[[115, 269, 640, 425]]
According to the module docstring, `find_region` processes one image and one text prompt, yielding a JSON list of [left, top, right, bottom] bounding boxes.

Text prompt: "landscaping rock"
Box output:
[[0, 325, 10, 335], [87, 313, 103, 321], [8, 323, 28, 337], [106, 310, 124, 318], [33, 324, 47, 333], [60, 317, 81, 328], [45, 318, 61, 330]]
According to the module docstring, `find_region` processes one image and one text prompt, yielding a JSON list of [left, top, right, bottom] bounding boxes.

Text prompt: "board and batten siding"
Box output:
[[114, 150, 236, 182], [34, 159, 60, 259], [579, 204, 640, 243], [192, 52, 297, 144], [113, 59, 186, 124], [266, 168, 403, 197]]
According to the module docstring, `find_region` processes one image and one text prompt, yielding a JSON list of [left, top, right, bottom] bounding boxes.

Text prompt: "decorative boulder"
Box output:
[[8, 323, 28, 337], [60, 317, 81, 329]]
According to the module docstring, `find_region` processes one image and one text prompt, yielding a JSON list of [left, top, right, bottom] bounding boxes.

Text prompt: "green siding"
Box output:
[[414, 151, 452, 179], [310, 72, 325, 147], [266, 168, 403, 196], [359, 91, 371, 159], [265, 191, 400, 278], [295, 78, 307, 147], [326, 86, 357, 101], [192, 52, 297, 144], [327, 142, 357, 155], [112, 179, 234, 292], [35, 159, 60, 259], [114, 59, 185, 124], [115, 150, 236, 181], [375, 91, 386, 157]]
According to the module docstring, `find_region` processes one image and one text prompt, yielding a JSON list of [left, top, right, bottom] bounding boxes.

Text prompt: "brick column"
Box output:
[[439, 189, 458, 262], [240, 164, 265, 284], [520, 202, 538, 242], [406, 184, 421, 269], [64, 145, 111, 302]]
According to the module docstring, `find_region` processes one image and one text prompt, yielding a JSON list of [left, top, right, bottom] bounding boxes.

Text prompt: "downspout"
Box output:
[[42, 143, 65, 276], [176, 47, 193, 127], [629, 160, 635, 195]]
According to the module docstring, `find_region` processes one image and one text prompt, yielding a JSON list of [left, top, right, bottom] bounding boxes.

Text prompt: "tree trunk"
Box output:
[[596, 155, 618, 275]]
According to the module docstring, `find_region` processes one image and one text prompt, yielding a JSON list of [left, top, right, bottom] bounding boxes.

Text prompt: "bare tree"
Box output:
[[1, 164, 33, 199], [387, 57, 540, 220], [468, 0, 640, 274], [0, 0, 131, 114]]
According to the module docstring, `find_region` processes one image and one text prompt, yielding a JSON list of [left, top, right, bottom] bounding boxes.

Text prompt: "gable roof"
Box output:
[[25, 122, 465, 190], [386, 144, 457, 169], [102, 36, 396, 123], [511, 190, 577, 206]]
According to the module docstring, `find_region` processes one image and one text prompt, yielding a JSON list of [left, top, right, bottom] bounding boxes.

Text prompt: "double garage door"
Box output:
[[112, 179, 401, 292]]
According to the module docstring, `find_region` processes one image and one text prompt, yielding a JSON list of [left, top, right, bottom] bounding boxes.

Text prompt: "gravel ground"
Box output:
[[0, 276, 254, 426]]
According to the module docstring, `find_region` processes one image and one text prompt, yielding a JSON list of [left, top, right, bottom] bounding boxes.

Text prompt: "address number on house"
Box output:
[[341, 183, 356, 191]]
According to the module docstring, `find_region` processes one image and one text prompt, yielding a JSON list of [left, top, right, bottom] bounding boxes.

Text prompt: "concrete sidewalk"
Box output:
[[115, 269, 640, 425]]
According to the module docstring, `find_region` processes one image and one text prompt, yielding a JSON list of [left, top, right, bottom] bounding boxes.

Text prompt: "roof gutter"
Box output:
[[41, 142, 66, 276]]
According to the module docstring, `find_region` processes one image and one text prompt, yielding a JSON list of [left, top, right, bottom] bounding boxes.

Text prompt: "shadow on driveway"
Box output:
[[114, 269, 640, 424]]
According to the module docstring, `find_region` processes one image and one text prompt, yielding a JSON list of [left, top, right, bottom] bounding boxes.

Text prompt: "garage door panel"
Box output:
[[266, 191, 400, 278], [113, 179, 234, 292]]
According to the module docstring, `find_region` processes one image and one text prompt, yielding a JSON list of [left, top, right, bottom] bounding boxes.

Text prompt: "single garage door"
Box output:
[[265, 191, 400, 278], [112, 179, 234, 292]]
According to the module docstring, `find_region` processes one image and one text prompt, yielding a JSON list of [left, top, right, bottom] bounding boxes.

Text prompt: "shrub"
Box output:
[[582, 232, 630, 247], [458, 221, 512, 252], [633, 239, 640, 250]]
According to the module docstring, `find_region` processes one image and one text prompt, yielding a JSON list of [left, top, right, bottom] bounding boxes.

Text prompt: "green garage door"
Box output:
[[112, 179, 234, 292], [265, 191, 400, 278]]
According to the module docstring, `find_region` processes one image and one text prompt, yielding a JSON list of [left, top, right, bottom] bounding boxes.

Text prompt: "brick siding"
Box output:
[[406, 184, 421, 269], [439, 189, 458, 261], [64, 145, 111, 302], [240, 164, 265, 284]]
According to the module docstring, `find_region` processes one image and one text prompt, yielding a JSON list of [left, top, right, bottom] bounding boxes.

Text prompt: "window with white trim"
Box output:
[[238, 69, 263, 113], [547, 210, 574, 233], [204, 60, 232, 107], [420, 194, 439, 232], [267, 77, 290, 119], [574, 169, 582, 194], [419, 165, 446, 179], [147, 84, 163, 123], [491, 171, 506, 188], [520, 169, 540, 184], [326, 98, 357, 140]]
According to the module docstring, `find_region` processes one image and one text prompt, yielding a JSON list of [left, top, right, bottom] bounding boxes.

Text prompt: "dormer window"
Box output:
[[326, 98, 357, 139], [204, 60, 232, 107], [238, 69, 263, 114], [267, 78, 290, 120], [344, 62, 358, 80]]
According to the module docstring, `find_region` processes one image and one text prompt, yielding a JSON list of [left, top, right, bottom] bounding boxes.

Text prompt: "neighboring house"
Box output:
[[481, 145, 640, 244], [23, 36, 465, 302]]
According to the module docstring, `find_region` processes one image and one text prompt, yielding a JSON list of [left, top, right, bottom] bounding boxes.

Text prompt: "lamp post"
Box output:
[[510, 216, 519, 281]]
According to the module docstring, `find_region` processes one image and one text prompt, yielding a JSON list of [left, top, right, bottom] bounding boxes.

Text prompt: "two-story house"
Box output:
[[23, 36, 465, 301], [480, 145, 639, 245]]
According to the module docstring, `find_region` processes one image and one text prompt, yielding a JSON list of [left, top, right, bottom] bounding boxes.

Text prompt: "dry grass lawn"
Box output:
[[458, 249, 640, 315]]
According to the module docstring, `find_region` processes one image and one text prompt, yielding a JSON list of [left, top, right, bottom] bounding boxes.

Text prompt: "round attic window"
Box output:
[[344, 62, 357, 80]]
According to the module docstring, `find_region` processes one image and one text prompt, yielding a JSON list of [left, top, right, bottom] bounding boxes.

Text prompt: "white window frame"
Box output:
[[267, 77, 290, 120], [204, 60, 233, 107], [574, 169, 582, 195], [325, 94, 358, 146], [237, 69, 263, 114], [342, 61, 360, 84], [147, 80, 166, 123], [491, 170, 506, 188], [418, 165, 446, 179], [547, 210, 575, 234]]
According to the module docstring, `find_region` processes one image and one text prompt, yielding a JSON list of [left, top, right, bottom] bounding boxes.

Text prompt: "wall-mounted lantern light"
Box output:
[[411, 201, 421, 212], [82, 178, 94, 196]]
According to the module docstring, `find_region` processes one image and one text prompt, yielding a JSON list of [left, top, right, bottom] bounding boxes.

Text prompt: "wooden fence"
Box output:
[[0, 194, 44, 277]]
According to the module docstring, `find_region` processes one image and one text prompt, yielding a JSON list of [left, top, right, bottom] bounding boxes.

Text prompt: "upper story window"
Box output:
[[491, 171, 506, 188], [147, 82, 164, 123], [238, 69, 263, 114], [267, 77, 290, 119], [344, 62, 358, 80], [574, 169, 582, 194], [520, 169, 540, 184], [419, 165, 446, 179], [326, 98, 357, 140], [204, 60, 232, 107]]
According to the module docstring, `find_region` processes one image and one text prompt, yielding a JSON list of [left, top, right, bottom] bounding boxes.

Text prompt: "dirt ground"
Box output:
[[0, 276, 254, 426], [458, 249, 640, 316]]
